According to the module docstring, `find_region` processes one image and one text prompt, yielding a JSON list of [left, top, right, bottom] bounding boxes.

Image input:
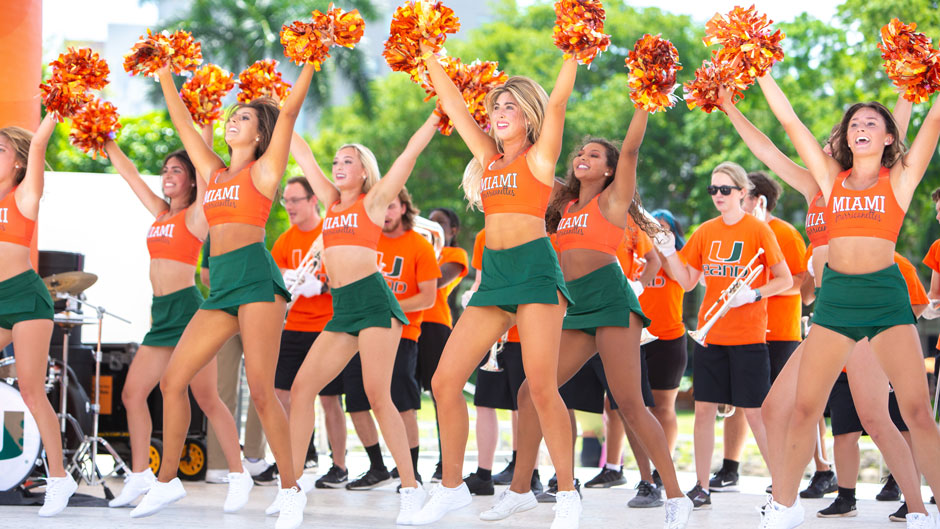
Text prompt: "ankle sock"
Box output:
[[365, 443, 386, 471]]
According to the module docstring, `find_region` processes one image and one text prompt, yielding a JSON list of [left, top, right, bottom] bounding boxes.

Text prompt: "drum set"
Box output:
[[0, 270, 130, 501]]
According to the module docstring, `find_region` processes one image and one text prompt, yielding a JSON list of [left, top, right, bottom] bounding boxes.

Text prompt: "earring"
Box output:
[[255, 136, 260, 142]]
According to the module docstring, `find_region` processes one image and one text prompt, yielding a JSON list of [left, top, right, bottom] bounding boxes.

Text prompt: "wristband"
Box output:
[[754, 288, 762, 302]]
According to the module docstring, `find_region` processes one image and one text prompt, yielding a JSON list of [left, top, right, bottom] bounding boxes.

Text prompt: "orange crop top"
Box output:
[[480, 151, 552, 217], [203, 162, 272, 228], [146, 209, 203, 265], [322, 194, 382, 250], [555, 196, 623, 255], [827, 167, 904, 242], [0, 188, 35, 248], [805, 191, 828, 247]]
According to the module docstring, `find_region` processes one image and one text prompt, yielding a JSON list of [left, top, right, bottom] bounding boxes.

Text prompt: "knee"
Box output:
[[159, 373, 188, 398], [899, 400, 935, 431], [122, 383, 149, 407], [249, 387, 276, 412], [526, 382, 559, 411], [18, 384, 48, 411], [790, 397, 820, 425], [430, 372, 459, 402]]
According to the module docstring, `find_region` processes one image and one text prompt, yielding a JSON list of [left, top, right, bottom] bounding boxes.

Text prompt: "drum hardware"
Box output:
[[42, 271, 98, 297], [687, 248, 765, 347]]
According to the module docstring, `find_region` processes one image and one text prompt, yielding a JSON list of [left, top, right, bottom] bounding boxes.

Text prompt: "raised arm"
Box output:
[[528, 59, 578, 182], [756, 73, 842, 195], [254, 62, 317, 193], [157, 66, 225, 180], [15, 114, 56, 216], [104, 140, 168, 217], [290, 131, 339, 206], [368, 112, 439, 208], [893, 93, 913, 141], [893, 95, 940, 208], [606, 110, 648, 210], [423, 54, 497, 165]]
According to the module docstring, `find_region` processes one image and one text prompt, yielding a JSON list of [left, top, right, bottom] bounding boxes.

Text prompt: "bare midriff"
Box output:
[[322, 245, 381, 288], [482, 213, 547, 250], [827, 237, 895, 275], [149, 258, 198, 297], [0, 243, 31, 282], [559, 248, 618, 282]]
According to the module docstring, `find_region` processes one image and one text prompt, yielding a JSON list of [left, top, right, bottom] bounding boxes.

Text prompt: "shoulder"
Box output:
[[441, 246, 469, 263]]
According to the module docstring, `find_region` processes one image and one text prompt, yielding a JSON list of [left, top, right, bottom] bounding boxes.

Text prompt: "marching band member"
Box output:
[[0, 116, 76, 516]]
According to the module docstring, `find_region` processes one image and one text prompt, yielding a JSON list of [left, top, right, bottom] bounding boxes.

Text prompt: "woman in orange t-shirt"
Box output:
[[657, 161, 792, 507]]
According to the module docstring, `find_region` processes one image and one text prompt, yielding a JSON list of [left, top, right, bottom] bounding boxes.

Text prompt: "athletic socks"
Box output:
[[476, 468, 492, 481], [410, 446, 419, 473], [605, 463, 621, 472], [365, 443, 387, 471], [721, 458, 740, 474]]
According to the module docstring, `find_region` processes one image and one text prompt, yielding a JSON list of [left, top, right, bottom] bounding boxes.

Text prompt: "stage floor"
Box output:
[[1, 455, 930, 528]]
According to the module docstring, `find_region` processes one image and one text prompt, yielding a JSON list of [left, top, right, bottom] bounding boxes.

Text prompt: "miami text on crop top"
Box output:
[[555, 195, 623, 255], [203, 162, 272, 227], [805, 191, 828, 247], [827, 167, 904, 242], [480, 151, 552, 217], [0, 189, 35, 248], [147, 209, 203, 265], [322, 194, 382, 250]]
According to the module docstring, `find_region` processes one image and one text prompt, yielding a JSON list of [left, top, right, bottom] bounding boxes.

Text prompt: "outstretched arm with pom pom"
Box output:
[[605, 109, 648, 217], [529, 58, 578, 185], [104, 140, 168, 217], [16, 114, 56, 218], [367, 112, 440, 215], [894, 94, 940, 209], [157, 65, 225, 182]]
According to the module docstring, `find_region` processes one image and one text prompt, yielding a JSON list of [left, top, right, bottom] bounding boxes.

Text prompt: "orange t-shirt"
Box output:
[[422, 246, 469, 328], [922, 240, 940, 350], [616, 220, 655, 280], [680, 214, 785, 346], [766, 218, 807, 341], [472, 229, 519, 342], [377, 230, 442, 342], [638, 254, 686, 341], [271, 222, 332, 333], [897, 252, 928, 306]]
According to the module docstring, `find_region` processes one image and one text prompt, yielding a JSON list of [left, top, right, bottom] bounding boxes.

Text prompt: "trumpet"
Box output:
[[640, 328, 658, 345], [286, 234, 324, 309], [751, 194, 768, 222], [480, 332, 508, 372], [414, 216, 446, 258], [687, 248, 765, 347]]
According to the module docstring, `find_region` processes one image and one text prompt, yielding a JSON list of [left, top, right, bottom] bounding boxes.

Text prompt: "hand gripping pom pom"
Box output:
[[69, 99, 122, 159], [383, 0, 461, 82], [181, 64, 235, 125], [237, 60, 292, 106], [123, 29, 203, 77], [552, 0, 611, 65], [280, 4, 365, 69], [878, 18, 940, 104], [419, 57, 508, 135], [625, 34, 683, 113], [702, 5, 784, 89], [682, 55, 744, 114], [39, 47, 111, 121]]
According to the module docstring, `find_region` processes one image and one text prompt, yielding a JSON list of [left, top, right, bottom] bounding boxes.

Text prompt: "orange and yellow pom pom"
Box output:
[[39, 47, 110, 121], [552, 0, 611, 65], [69, 99, 122, 159], [280, 4, 365, 69], [237, 59, 292, 105], [181, 64, 235, 125], [383, 0, 461, 82], [124, 29, 203, 77], [420, 57, 507, 135], [878, 18, 940, 104], [703, 4, 784, 88], [682, 56, 743, 114], [626, 34, 682, 113]]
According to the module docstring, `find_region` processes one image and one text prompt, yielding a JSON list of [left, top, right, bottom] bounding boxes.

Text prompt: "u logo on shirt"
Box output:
[[707, 240, 744, 264]]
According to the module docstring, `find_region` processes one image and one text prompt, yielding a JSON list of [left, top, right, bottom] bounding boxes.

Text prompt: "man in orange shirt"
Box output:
[[270, 177, 348, 489], [343, 188, 440, 489]]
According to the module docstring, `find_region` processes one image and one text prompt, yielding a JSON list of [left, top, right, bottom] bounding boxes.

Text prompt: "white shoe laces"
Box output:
[[553, 492, 576, 518], [45, 478, 68, 502], [400, 488, 421, 511], [279, 489, 300, 518]]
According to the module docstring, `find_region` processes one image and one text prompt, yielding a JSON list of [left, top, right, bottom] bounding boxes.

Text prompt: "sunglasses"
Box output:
[[707, 185, 742, 196]]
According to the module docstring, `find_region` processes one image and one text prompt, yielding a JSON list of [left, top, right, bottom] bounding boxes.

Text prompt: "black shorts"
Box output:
[[473, 342, 526, 410], [560, 353, 655, 413], [343, 339, 420, 413], [643, 335, 688, 390], [692, 342, 770, 408], [827, 372, 908, 435], [768, 340, 800, 382], [416, 322, 450, 392], [275, 330, 344, 395]]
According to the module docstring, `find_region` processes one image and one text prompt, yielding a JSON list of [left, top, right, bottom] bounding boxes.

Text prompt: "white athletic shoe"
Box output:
[[551, 490, 582, 529], [130, 478, 186, 518], [242, 458, 271, 476], [274, 487, 306, 529], [479, 489, 538, 521], [757, 497, 804, 529], [38, 475, 78, 517], [410, 483, 472, 525], [223, 469, 254, 512], [265, 488, 288, 516], [109, 468, 156, 507], [397, 486, 428, 525], [205, 469, 229, 484], [905, 512, 932, 529], [664, 495, 694, 529]]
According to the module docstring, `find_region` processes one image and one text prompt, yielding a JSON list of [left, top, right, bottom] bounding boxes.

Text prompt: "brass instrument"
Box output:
[[414, 216, 445, 258], [480, 333, 508, 372], [286, 234, 324, 309], [751, 195, 768, 222], [640, 328, 658, 345], [687, 248, 765, 347]]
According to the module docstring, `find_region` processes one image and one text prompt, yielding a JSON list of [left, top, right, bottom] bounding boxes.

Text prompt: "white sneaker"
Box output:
[[38, 475, 78, 517], [266, 488, 289, 516], [109, 468, 156, 507], [397, 486, 428, 525], [242, 458, 271, 476], [411, 483, 472, 525], [205, 469, 229, 484], [223, 469, 254, 512], [480, 489, 538, 521], [551, 490, 582, 529], [906, 512, 931, 529], [274, 487, 306, 529], [757, 497, 804, 529], [298, 473, 316, 494], [665, 495, 694, 529], [130, 478, 186, 518]]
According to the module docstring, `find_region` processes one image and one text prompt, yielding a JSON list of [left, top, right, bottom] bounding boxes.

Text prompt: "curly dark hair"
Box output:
[[830, 102, 907, 170]]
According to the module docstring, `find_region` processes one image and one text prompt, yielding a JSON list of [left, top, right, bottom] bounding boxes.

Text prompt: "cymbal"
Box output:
[[43, 271, 98, 296]]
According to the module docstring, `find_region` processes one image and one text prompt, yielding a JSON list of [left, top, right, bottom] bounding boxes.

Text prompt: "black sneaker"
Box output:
[[708, 467, 739, 492], [536, 477, 581, 503], [463, 472, 495, 495], [585, 466, 627, 488], [877, 474, 901, 502], [686, 483, 711, 509], [390, 467, 399, 479], [530, 470, 543, 495], [800, 470, 837, 498], [889, 502, 907, 522], [305, 447, 319, 470], [395, 472, 423, 492], [431, 461, 443, 483], [651, 469, 663, 489], [931, 496, 936, 505], [345, 468, 392, 490], [493, 460, 515, 485], [628, 480, 664, 508], [817, 496, 857, 518], [253, 462, 279, 486], [315, 465, 348, 489]]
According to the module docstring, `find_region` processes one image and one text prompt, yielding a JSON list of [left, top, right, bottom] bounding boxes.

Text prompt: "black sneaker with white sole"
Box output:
[[431, 461, 443, 483], [252, 463, 279, 486], [493, 460, 515, 485], [800, 470, 838, 498], [877, 474, 901, 502], [708, 468, 739, 492], [463, 472, 495, 495], [315, 465, 348, 489], [686, 483, 711, 509], [584, 466, 627, 488], [530, 470, 543, 495], [817, 496, 857, 518], [345, 468, 392, 490], [889, 502, 907, 522], [651, 469, 663, 490]]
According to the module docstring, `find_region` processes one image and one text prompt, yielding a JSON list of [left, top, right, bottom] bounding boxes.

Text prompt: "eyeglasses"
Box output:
[[280, 196, 312, 206], [707, 185, 742, 196]]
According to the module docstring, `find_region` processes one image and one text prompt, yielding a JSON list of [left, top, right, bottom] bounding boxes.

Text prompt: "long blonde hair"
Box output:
[[339, 143, 381, 193], [462, 76, 549, 210], [0, 126, 33, 185]]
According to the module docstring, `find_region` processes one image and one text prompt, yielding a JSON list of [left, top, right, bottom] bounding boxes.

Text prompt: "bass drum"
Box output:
[[0, 381, 43, 491], [45, 360, 93, 453]]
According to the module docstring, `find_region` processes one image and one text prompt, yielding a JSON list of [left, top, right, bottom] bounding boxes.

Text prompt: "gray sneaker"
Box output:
[[628, 480, 664, 508]]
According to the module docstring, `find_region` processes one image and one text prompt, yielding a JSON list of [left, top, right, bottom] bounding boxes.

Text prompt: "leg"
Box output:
[[741, 407, 771, 471], [276, 389, 292, 416], [832, 433, 861, 490], [121, 345, 173, 472], [350, 411, 380, 447], [624, 420, 652, 481], [650, 388, 680, 455], [814, 418, 831, 471], [206, 335, 241, 472], [243, 399, 266, 461], [604, 400, 626, 467], [722, 411, 748, 466], [761, 341, 805, 482], [401, 409, 419, 448], [693, 401, 719, 491], [320, 395, 347, 469], [189, 356, 243, 472], [476, 407, 498, 471]]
